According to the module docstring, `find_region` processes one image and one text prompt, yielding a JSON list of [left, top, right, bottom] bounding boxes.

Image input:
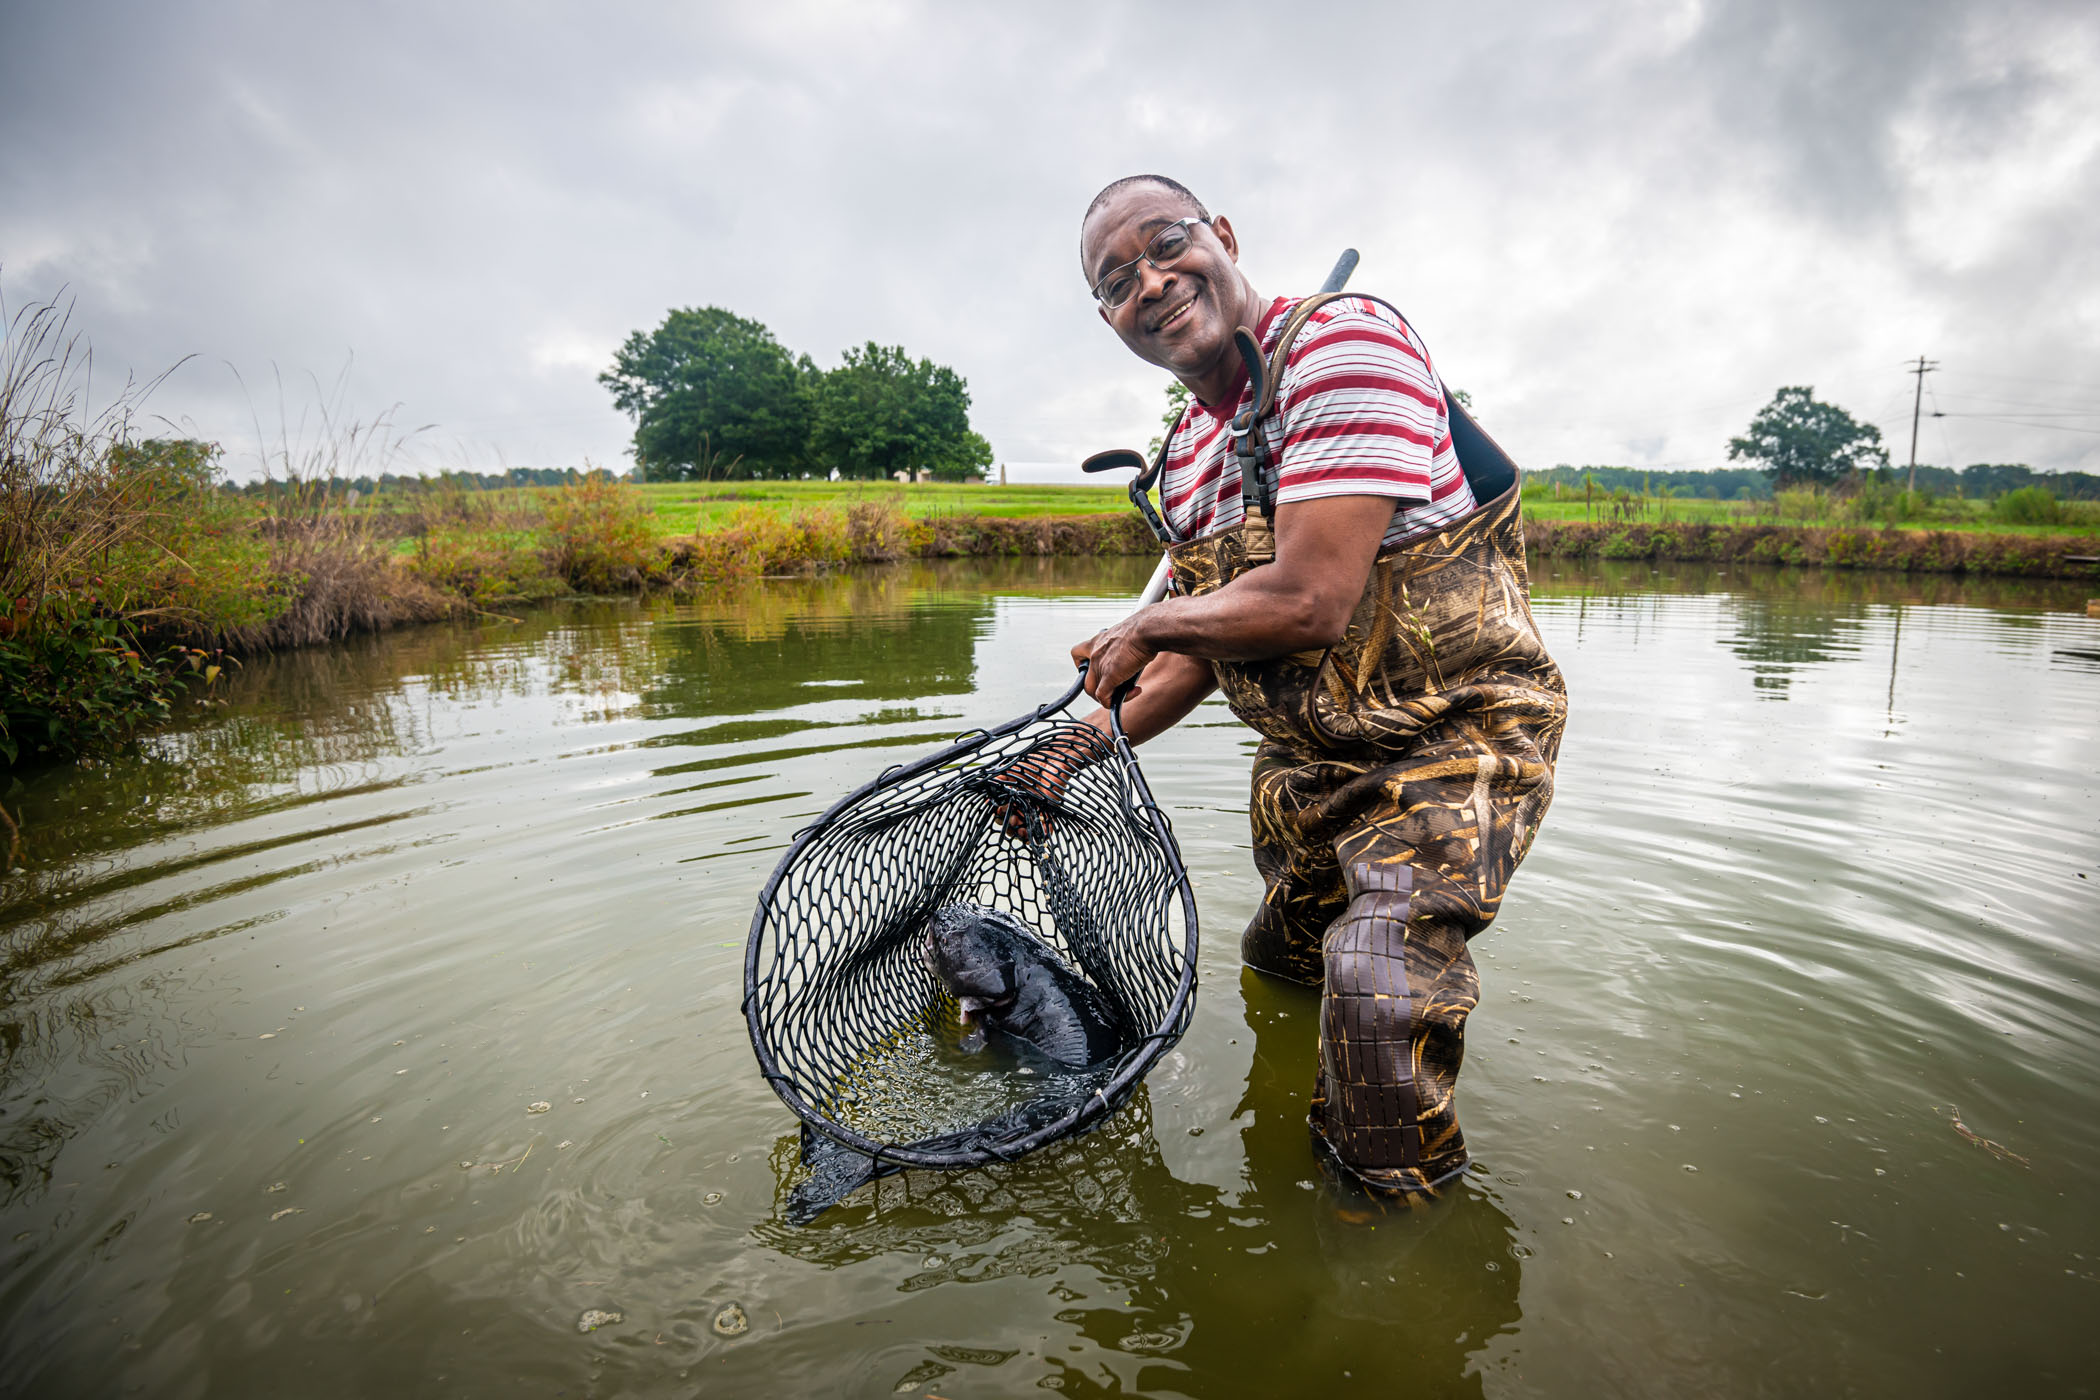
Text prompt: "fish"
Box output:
[[923, 902, 1126, 1069], [781, 905, 1129, 1224]]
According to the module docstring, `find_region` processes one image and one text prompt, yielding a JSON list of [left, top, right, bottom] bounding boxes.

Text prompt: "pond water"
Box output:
[[1, 554, 2096, 1398]]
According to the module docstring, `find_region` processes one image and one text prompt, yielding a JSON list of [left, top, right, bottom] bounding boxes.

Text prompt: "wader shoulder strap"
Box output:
[[1234, 291, 1520, 514], [1228, 293, 1356, 526]]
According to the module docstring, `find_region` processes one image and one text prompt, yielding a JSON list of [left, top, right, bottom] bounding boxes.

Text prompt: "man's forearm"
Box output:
[[1126, 565, 1352, 661], [1071, 495, 1395, 705]]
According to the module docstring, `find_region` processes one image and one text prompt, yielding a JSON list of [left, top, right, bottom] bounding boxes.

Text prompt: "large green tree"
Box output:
[[599, 308, 814, 480], [809, 342, 989, 481], [1726, 386, 1889, 488]]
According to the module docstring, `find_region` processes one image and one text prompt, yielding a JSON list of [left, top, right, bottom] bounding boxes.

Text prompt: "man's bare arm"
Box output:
[[1070, 494, 1396, 706]]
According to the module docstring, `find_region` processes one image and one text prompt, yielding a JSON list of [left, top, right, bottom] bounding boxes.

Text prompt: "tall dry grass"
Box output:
[[217, 365, 451, 647], [0, 294, 237, 764], [0, 298, 201, 622]]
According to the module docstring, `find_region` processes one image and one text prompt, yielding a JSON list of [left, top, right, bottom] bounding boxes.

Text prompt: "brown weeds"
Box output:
[[543, 474, 660, 592]]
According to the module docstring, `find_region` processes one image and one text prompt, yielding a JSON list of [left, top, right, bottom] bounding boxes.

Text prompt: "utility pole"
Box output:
[[1906, 355, 1939, 493]]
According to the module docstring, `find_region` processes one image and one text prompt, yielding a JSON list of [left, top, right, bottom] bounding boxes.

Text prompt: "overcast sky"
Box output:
[[5, 0, 2097, 482]]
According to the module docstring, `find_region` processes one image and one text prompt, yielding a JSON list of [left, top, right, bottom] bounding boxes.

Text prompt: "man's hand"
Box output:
[[1072, 616, 1158, 705]]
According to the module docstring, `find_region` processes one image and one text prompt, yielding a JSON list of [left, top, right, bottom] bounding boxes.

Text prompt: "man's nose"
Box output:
[[1135, 259, 1176, 304]]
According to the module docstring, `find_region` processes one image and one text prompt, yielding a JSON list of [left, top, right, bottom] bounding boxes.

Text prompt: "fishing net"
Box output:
[[744, 669, 1199, 1190]]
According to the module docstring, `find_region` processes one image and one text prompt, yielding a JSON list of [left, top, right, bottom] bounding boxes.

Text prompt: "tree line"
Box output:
[[221, 466, 630, 496], [598, 307, 992, 483], [1528, 461, 2098, 502]]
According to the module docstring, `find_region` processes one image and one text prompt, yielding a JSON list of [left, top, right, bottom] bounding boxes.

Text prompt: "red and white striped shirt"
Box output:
[[1158, 295, 1475, 548]]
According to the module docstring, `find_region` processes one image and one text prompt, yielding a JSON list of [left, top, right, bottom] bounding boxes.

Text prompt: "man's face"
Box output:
[[1081, 187, 1243, 379]]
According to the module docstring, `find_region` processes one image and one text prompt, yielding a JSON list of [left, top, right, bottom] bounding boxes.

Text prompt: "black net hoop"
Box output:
[[744, 668, 1199, 1175]]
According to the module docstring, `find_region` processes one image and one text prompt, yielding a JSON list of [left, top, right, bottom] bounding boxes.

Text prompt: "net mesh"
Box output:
[[745, 679, 1198, 1172]]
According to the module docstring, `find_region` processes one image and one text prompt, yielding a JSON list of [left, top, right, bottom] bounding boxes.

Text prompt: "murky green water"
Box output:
[[2, 554, 2096, 1398]]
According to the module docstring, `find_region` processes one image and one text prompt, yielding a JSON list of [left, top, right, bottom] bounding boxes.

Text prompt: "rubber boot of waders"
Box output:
[[1312, 860, 1475, 1193]]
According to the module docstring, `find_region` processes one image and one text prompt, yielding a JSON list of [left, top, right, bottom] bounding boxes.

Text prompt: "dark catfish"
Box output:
[[924, 902, 1125, 1067], [781, 906, 1128, 1223]]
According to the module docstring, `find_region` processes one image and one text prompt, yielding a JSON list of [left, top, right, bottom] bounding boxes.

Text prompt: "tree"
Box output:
[[809, 342, 988, 481], [1726, 386, 1889, 489], [1147, 379, 1192, 456], [599, 308, 813, 481]]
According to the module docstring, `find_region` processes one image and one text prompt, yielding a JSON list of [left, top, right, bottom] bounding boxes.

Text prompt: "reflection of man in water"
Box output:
[[759, 969, 1521, 1397], [1069, 175, 1567, 1197]]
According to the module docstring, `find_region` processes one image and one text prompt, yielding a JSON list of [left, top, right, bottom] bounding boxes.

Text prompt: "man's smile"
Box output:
[[1149, 291, 1200, 334]]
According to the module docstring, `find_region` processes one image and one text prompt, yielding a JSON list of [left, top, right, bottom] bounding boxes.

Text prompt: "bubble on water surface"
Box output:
[[577, 1309, 621, 1333], [527, 1102, 551, 1114], [712, 1302, 748, 1336]]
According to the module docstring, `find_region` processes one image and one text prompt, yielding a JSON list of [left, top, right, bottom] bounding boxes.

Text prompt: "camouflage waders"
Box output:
[[1162, 294, 1567, 1193]]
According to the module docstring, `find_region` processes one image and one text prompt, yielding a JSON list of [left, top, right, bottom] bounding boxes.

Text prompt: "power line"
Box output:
[[1931, 413, 2100, 436], [1933, 390, 2100, 415]]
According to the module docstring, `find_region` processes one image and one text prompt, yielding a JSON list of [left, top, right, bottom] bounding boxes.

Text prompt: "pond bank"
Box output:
[[1526, 516, 2100, 579], [12, 500, 2094, 771]]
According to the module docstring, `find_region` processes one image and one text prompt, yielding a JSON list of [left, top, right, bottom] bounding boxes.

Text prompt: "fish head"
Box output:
[[925, 904, 1020, 1017]]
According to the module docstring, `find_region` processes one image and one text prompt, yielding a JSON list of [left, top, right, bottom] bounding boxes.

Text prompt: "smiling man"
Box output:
[[1069, 174, 1568, 1197]]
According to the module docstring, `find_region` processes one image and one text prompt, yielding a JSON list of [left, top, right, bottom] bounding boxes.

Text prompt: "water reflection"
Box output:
[[1531, 556, 2092, 699], [758, 968, 1521, 1396], [0, 568, 1016, 1218]]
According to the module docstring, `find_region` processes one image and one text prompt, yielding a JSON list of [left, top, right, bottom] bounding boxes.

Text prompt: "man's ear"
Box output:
[[1097, 302, 1112, 328], [1210, 213, 1240, 264]]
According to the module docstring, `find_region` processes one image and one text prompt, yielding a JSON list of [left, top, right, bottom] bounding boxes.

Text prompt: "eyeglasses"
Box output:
[[1091, 217, 1209, 309]]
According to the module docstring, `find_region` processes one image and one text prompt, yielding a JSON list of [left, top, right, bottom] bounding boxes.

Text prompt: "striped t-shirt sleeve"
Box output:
[[1269, 300, 1448, 508]]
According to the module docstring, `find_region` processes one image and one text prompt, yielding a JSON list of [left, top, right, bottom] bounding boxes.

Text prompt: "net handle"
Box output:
[[1107, 672, 1136, 749], [1068, 658, 1140, 749]]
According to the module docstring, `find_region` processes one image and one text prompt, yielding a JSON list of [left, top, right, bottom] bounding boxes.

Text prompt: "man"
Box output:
[[1069, 174, 1567, 1197]]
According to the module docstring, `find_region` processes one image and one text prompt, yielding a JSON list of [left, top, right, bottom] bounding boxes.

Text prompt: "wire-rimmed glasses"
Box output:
[[1091, 217, 1209, 310]]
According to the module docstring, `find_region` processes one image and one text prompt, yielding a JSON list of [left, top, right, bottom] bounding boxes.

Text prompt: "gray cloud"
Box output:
[[3, 0, 2095, 479]]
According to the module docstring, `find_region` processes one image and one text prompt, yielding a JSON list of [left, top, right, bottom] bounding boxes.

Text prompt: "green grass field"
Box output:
[[351, 478, 2098, 542], [629, 481, 1131, 535]]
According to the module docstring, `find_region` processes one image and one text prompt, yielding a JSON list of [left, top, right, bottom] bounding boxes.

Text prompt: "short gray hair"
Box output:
[[1079, 175, 1211, 269]]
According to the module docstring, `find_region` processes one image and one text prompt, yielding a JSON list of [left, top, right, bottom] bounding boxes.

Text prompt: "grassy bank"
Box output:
[[345, 478, 1130, 541], [1527, 478, 2100, 536], [1, 440, 1154, 766], [1526, 517, 2100, 579], [11, 369, 2098, 771]]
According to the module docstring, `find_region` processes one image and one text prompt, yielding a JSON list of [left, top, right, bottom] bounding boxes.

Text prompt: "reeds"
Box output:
[[0, 296, 194, 625]]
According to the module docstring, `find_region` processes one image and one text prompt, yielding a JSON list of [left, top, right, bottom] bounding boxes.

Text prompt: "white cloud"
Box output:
[[2, 0, 2094, 480]]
